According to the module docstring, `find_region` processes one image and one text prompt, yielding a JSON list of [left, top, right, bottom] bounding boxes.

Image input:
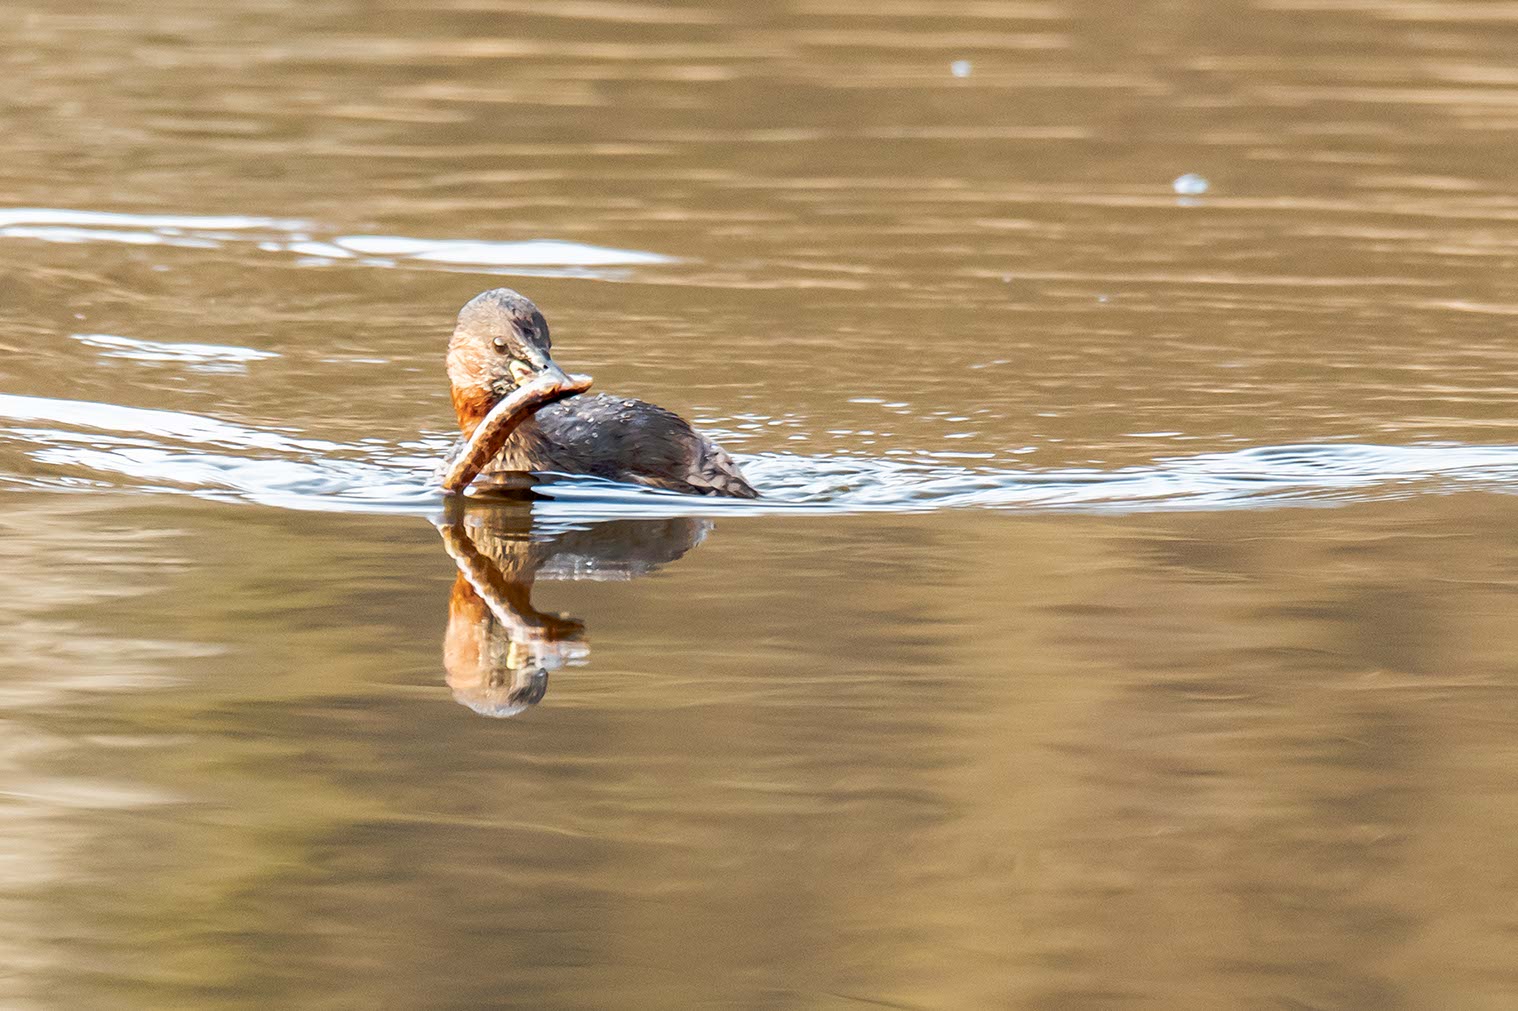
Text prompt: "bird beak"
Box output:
[[507, 348, 571, 389], [509, 359, 572, 388], [537, 361, 573, 388]]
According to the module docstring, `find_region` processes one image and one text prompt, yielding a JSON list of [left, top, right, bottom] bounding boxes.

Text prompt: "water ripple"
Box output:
[[2, 393, 1515, 519], [70, 333, 279, 371], [0, 207, 673, 278]]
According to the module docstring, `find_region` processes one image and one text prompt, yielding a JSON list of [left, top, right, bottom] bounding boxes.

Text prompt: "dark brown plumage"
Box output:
[[446, 288, 758, 498]]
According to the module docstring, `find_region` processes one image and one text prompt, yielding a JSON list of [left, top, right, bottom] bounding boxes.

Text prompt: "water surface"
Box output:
[[4, 0, 1518, 1006]]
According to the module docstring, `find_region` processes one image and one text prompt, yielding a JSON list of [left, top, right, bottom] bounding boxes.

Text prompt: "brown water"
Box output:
[[4, 0, 1518, 1006]]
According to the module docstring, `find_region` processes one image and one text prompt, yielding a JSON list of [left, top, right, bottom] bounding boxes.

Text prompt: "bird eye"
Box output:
[[520, 327, 536, 340], [492, 336, 509, 350]]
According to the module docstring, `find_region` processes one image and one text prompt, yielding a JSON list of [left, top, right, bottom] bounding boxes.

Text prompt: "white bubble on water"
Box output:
[[951, 60, 972, 78], [1172, 173, 1209, 195]]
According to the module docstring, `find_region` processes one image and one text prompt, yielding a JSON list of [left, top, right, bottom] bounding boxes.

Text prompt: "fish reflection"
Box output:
[[435, 503, 708, 717]]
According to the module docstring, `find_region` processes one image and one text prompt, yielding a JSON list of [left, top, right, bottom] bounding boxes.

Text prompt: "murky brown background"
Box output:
[[4, 0, 1518, 1006]]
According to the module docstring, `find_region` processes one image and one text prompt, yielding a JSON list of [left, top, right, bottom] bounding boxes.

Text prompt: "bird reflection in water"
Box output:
[[435, 501, 709, 717]]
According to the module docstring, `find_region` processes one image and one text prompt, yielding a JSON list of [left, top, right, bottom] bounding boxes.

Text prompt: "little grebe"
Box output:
[[443, 288, 758, 498]]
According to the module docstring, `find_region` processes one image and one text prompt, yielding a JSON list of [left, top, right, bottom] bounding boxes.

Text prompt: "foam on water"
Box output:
[[3, 392, 1517, 520]]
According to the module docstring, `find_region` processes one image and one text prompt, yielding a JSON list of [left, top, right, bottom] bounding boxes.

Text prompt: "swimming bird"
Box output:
[[442, 288, 758, 498]]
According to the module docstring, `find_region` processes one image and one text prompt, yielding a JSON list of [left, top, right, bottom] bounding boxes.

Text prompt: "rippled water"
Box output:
[[10, 386, 1518, 517], [6, 0, 1518, 1006]]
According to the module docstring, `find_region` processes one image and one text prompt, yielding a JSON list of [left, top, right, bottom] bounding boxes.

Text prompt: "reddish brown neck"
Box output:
[[451, 382, 495, 439], [446, 328, 500, 439]]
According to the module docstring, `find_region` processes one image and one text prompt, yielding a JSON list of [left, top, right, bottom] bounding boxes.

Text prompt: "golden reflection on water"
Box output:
[[437, 504, 706, 716], [0, 494, 1516, 1006]]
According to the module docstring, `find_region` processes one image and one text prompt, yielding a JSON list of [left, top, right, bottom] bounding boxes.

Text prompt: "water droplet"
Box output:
[[1172, 173, 1209, 195], [951, 60, 972, 78]]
